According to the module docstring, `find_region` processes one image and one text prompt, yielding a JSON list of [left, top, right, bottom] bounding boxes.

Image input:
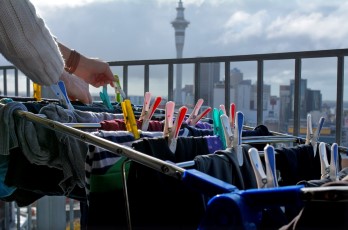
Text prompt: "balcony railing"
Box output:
[[1, 48, 348, 229], [1, 48, 347, 143]]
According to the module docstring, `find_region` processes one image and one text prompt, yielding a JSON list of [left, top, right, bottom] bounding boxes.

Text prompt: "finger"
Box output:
[[87, 92, 93, 104]]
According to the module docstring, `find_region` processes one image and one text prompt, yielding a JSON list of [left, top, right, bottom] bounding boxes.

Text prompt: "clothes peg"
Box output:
[[33, 83, 41, 101], [219, 104, 226, 115], [248, 148, 267, 188], [121, 99, 140, 139], [139, 92, 152, 121], [168, 106, 187, 152], [186, 99, 212, 126], [318, 142, 330, 179], [113, 74, 126, 103], [264, 145, 278, 188], [305, 114, 325, 157], [191, 107, 212, 126], [229, 103, 236, 128], [99, 85, 114, 110], [50, 80, 74, 110], [164, 101, 175, 138], [163, 101, 187, 153], [139, 92, 162, 131], [186, 99, 204, 125], [220, 114, 233, 148], [213, 108, 222, 136], [213, 108, 228, 148], [233, 111, 244, 166], [305, 114, 313, 145], [329, 143, 339, 181]]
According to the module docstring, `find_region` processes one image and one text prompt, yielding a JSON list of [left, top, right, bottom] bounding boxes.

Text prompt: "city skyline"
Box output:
[[1, 0, 348, 101]]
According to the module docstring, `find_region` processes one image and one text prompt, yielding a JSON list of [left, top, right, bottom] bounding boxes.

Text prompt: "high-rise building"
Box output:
[[171, 0, 189, 105], [307, 89, 322, 113], [199, 63, 220, 106], [279, 85, 291, 133], [290, 79, 308, 119]]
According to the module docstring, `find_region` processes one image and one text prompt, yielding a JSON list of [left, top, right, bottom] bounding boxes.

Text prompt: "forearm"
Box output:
[[57, 42, 72, 61], [0, 0, 64, 86], [57, 42, 86, 75]]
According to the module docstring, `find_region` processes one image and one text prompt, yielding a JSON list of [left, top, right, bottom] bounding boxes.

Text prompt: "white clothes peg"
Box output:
[[220, 114, 233, 148], [249, 145, 278, 189], [318, 142, 330, 179], [248, 148, 267, 188], [306, 114, 325, 157]]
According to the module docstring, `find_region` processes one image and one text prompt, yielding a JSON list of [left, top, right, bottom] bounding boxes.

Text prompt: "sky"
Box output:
[[1, 0, 348, 100]]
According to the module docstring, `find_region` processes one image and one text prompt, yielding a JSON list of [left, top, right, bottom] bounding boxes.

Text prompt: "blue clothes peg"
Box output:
[[50, 80, 74, 110]]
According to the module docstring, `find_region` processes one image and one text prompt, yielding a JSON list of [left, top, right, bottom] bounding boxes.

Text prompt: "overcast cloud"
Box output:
[[1, 0, 347, 100]]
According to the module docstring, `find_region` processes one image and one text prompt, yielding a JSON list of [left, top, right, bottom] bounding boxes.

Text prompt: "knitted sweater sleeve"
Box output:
[[0, 0, 64, 86]]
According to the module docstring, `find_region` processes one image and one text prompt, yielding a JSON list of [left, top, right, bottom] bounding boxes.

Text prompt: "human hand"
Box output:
[[60, 71, 93, 104], [73, 55, 115, 88]]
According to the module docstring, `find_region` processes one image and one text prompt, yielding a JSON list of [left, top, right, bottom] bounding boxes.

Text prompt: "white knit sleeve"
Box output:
[[0, 0, 64, 86]]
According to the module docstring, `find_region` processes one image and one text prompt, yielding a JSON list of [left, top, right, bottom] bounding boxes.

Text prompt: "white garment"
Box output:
[[0, 0, 64, 85]]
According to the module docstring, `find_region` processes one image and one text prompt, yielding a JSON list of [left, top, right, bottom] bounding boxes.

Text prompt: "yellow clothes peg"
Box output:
[[121, 99, 140, 139], [121, 101, 131, 132], [33, 83, 41, 101]]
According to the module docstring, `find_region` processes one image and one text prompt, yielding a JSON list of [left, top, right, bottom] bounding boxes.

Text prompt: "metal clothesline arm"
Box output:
[[15, 110, 236, 196], [15, 110, 184, 179]]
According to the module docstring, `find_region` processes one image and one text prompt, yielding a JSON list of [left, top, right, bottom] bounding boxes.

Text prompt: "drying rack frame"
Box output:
[[12, 109, 348, 230]]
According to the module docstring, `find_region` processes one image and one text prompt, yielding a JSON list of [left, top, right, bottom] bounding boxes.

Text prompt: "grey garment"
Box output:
[[40, 103, 121, 123], [36, 104, 123, 193], [11, 104, 75, 194], [0, 102, 28, 155]]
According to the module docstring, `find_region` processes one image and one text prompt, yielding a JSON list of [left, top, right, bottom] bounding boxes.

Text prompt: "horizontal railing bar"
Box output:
[[108, 48, 348, 66]]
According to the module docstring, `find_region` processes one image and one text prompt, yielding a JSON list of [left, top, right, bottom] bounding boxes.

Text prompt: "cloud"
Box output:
[[266, 11, 348, 42], [216, 10, 268, 45], [2, 0, 348, 100], [31, 0, 114, 8]]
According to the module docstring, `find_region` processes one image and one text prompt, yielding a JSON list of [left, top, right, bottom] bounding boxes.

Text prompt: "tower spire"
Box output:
[[171, 0, 189, 105]]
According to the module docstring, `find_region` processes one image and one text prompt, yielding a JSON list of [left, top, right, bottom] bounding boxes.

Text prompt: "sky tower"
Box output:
[[171, 0, 189, 105]]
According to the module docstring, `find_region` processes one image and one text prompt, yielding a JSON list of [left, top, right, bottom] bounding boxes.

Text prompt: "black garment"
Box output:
[[5, 147, 65, 196], [127, 137, 209, 230], [175, 136, 211, 162], [276, 143, 342, 186], [194, 144, 257, 191], [194, 150, 243, 189], [280, 180, 348, 230], [86, 136, 211, 230], [5, 147, 86, 206], [275, 144, 320, 186], [1, 188, 44, 207], [242, 125, 273, 150], [86, 191, 128, 230]]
